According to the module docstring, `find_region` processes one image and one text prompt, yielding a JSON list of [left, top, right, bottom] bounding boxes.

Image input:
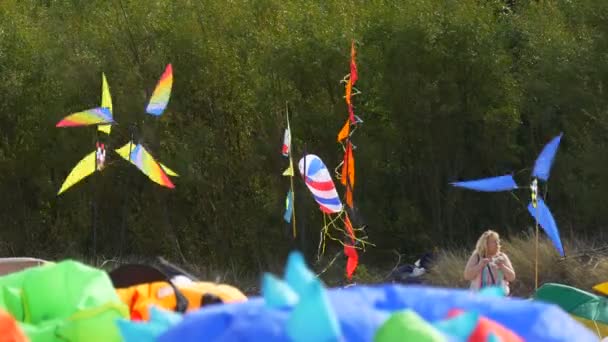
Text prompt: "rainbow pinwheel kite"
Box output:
[[114, 64, 178, 189], [56, 64, 178, 195], [56, 73, 115, 195]]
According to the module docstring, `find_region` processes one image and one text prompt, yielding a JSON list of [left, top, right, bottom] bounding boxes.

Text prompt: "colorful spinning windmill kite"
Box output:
[[114, 64, 178, 189], [450, 133, 564, 289], [55, 73, 117, 258], [56, 64, 178, 195], [55, 73, 115, 195]]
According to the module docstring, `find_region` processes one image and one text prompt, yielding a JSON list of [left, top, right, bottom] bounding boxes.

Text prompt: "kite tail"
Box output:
[[315, 209, 374, 278]]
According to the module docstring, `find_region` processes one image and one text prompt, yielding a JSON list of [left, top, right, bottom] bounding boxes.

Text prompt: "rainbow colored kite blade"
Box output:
[[56, 107, 114, 127], [57, 150, 97, 195], [98, 73, 113, 134], [146, 64, 173, 116], [159, 163, 179, 177], [115, 142, 175, 189]]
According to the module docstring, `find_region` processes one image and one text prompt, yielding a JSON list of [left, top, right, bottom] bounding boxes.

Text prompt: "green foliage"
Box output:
[[0, 0, 608, 279]]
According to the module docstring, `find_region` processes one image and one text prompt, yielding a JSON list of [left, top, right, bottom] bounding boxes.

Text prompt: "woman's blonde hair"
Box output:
[[474, 230, 501, 258]]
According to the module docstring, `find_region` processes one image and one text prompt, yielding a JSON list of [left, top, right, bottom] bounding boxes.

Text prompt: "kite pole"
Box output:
[[92, 129, 98, 261], [286, 102, 297, 238], [290, 166, 297, 238], [281, 102, 297, 239], [119, 123, 136, 257], [535, 219, 539, 289], [531, 177, 539, 290], [301, 142, 307, 255]]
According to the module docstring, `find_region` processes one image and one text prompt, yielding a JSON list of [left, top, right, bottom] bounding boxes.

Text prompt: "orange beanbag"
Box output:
[[116, 280, 247, 321]]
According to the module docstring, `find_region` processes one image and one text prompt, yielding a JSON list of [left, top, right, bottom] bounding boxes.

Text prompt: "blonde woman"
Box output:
[[464, 230, 516, 295]]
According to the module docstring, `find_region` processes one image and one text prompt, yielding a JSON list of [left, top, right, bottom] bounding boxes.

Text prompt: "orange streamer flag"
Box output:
[[344, 244, 358, 279], [338, 40, 359, 209], [336, 40, 364, 280], [341, 142, 355, 208], [344, 213, 358, 279], [350, 40, 358, 85], [344, 213, 356, 240], [345, 41, 358, 124], [337, 120, 350, 142]]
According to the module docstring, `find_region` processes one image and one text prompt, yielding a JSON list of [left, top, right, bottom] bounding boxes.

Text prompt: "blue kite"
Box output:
[[451, 133, 564, 256]]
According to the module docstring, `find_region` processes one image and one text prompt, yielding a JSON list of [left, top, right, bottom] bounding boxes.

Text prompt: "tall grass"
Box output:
[[424, 233, 608, 297]]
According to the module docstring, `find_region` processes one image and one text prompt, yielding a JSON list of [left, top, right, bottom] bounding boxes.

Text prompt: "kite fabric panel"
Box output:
[[114, 142, 135, 162], [350, 40, 358, 85], [115, 142, 175, 189], [344, 244, 358, 280], [282, 126, 291, 157], [159, 164, 179, 177], [283, 190, 294, 223], [527, 198, 565, 257], [146, 64, 173, 116], [56, 107, 114, 127], [341, 142, 355, 189], [57, 151, 97, 195], [337, 120, 350, 142], [98, 73, 113, 135], [532, 133, 563, 182], [298, 154, 342, 214], [450, 175, 518, 192]]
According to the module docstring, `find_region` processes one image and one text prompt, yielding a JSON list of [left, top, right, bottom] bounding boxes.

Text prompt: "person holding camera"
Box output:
[[464, 229, 516, 295]]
